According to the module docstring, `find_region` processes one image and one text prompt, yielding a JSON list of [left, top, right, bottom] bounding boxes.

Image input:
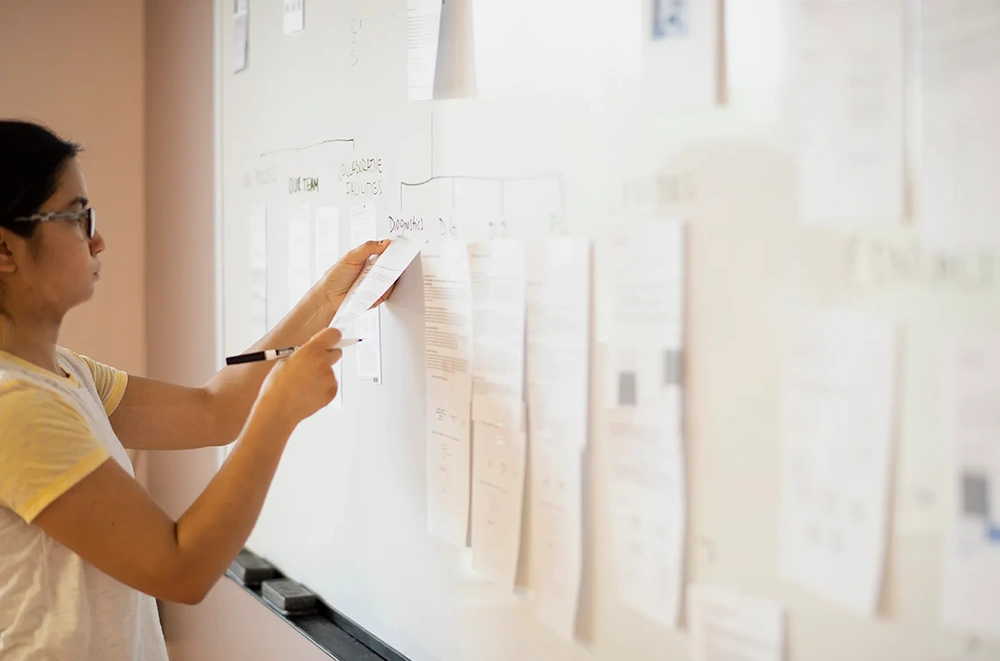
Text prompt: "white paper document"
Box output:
[[688, 585, 785, 661], [531, 446, 585, 640], [778, 306, 897, 615], [468, 240, 527, 427], [471, 418, 527, 589], [422, 240, 474, 546], [313, 206, 340, 279], [603, 221, 686, 627], [467, 240, 528, 587], [248, 205, 268, 339], [314, 207, 343, 407], [283, 0, 304, 35], [233, 0, 249, 73], [287, 205, 312, 308], [603, 220, 684, 407], [331, 237, 423, 330], [724, 0, 785, 97], [645, 0, 719, 109], [790, 0, 904, 226], [349, 203, 377, 249], [605, 407, 686, 627], [356, 308, 383, 384], [941, 334, 1000, 638], [526, 239, 591, 453], [343, 203, 384, 380], [526, 238, 591, 639], [407, 0, 442, 101], [920, 0, 1000, 251]]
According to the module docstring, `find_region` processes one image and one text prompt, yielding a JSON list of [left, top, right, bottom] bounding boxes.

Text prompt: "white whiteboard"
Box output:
[[217, 1, 1000, 660]]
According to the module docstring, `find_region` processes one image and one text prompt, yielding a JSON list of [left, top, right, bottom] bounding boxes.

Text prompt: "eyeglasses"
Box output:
[[11, 207, 96, 240]]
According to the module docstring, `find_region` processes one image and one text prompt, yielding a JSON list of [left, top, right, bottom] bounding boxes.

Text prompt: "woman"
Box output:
[[0, 120, 391, 660]]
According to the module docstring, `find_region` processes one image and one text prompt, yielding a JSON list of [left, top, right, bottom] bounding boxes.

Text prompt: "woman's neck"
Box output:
[[0, 315, 62, 375]]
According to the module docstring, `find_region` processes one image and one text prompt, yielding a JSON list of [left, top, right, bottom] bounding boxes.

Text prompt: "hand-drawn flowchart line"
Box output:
[[398, 112, 568, 226], [258, 138, 356, 159], [401, 174, 567, 221], [252, 114, 568, 229], [254, 138, 357, 194]]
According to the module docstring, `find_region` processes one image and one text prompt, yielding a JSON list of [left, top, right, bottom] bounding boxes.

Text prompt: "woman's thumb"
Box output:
[[308, 327, 343, 350]]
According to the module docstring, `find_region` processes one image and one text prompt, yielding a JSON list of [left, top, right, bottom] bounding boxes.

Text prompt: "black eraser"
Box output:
[[228, 549, 277, 588], [261, 578, 317, 616]]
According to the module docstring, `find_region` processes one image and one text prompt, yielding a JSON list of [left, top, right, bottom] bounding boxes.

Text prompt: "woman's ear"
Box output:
[[0, 229, 19, 275]]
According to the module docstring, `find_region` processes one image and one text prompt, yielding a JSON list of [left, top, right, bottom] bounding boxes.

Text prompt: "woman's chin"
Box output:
[[78, 283, 98, 303]]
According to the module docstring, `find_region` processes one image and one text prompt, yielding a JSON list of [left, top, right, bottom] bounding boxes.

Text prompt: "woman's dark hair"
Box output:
[[0, 120, 82, 239]]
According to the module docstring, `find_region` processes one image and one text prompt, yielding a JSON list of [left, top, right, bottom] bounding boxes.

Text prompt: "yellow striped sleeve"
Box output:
[[0, 381, 110, 523], [70, 351, 129, 416]]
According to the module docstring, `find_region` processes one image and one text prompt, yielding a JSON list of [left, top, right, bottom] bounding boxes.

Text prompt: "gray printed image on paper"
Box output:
[[653, 0, 690, 40], [663, 350, 682, 386], [963, 472, 990, 518], [619, 371, 638, 407]]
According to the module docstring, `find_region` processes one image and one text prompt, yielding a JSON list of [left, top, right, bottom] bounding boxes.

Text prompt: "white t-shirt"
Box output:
[[0, 348, 169, 661]]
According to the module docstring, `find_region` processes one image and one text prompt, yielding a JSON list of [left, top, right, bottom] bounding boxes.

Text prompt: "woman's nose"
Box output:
[[90, 231, 106, 255]]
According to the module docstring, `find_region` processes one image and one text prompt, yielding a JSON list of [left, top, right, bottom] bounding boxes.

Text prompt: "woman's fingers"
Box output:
[[344, 239, 390, 266]]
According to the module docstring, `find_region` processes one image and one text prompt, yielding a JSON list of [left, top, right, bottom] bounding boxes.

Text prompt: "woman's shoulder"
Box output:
[[55, 346, 122, 380], [0, 377, 80, 422], [55, 347, 127, 415], [0, 355, 52, 397], [55, 346, 88, 369], [0, 351, 89, 417]]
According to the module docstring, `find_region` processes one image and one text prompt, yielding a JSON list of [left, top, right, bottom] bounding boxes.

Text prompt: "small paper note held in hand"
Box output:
[[331, 237, 425, 330]]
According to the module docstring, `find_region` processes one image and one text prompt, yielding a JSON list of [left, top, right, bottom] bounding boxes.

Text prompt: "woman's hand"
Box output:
[[254, 327, 344, 430], [319, 239, 395, 310]]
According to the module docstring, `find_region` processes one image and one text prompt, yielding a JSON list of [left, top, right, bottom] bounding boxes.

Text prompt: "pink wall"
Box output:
[[144, 2, 332, 660], [1, 1, 333, 658], [0, 0, 147, 375]]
